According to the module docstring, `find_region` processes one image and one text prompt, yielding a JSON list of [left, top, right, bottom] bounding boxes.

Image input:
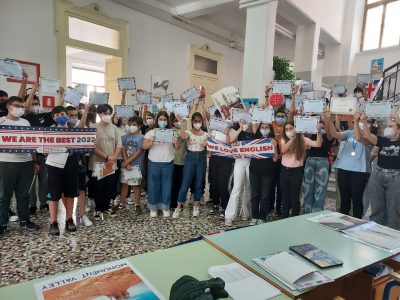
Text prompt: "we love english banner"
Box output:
[[207, 137, 274, 159]]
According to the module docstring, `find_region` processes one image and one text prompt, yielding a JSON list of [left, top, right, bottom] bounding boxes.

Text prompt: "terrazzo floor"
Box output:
[[0, 194, 337, 288]]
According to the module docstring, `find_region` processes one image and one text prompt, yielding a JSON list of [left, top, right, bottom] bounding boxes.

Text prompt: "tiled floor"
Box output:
[[0, 196, 336, 288]]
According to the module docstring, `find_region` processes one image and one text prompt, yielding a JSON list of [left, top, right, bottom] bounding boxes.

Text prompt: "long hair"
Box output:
[[283, 122, 306, 161], [150, 110, 171, 129]]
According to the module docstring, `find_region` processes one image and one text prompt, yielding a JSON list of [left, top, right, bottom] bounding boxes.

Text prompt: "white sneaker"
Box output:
[[163, 210, 170, 218], [249, 218, 258, 226], [225, 219, 233, 227], [241, 216, 249, 221], [172, 208, 181, 219], [80, 214, 93, 227], [9, 215, 19, 222], [141, 191, 147, 196], [150, 210, 157, 218], [85, 205, 91, 213], [125, 198, 134, 205], [193, 206, 200, 217]]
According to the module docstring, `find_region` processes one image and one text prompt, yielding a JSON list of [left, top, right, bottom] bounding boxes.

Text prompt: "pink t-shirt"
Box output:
[[281, 152, 303, 168]]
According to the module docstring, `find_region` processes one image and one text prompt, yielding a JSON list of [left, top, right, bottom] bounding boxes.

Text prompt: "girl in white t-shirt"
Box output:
[[142, 111, 180, 217]]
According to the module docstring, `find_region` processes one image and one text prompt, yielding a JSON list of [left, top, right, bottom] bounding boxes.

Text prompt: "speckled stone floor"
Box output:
[[0, 194, 336, 288]]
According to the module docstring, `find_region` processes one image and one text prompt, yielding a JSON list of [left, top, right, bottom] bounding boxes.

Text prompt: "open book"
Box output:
[[252, 252, 333, 291], [208, 263, 281, 300]]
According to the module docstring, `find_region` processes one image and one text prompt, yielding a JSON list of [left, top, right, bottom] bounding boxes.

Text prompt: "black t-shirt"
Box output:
[[23, 112, 54, 127], [249, 131, 275, 177], [307, 134, 332, 158], [376, 136, 400, 169], [238, 130, 254, 142]]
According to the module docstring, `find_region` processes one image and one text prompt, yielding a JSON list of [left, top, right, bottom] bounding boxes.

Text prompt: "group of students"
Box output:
[[1, 76, 400, 238]]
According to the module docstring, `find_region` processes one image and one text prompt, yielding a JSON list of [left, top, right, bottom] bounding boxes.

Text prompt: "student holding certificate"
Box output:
[[355, 113, 400, 230], [142, 111, 180, 218], [280, 122, 322, 218]]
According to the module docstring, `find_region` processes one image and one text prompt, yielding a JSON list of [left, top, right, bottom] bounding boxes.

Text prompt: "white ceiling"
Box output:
[[157, 0, 194, 6]]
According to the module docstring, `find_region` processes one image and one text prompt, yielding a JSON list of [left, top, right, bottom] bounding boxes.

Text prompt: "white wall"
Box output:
[[0, 0, 243, 98], [351, 46, 400, 75], [274, 38, 296, 61]]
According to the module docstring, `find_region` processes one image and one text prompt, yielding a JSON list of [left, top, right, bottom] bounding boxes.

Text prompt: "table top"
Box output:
[[204, 211, 397, 298]]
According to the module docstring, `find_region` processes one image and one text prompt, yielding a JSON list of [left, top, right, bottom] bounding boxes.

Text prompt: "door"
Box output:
[[105, 56, 122, 106]]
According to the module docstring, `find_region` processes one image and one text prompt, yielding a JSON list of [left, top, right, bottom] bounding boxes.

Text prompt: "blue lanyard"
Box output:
[[352, 138, 357, 151]]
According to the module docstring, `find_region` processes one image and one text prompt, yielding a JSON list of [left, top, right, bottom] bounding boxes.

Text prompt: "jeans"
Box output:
[[209, 156, 233, 210], [0, 161, 33, 226], [178, 151, 206, 204], [337, 168, 368, 218], [29, 155, 48, 207], [147, 160, 174, 211], [190, 149, 207, 196], [250, 173, 273, 220], [269, 160, 282, 214], [225, 158, 251, 220], [368, 167, 400, 230], [303, 157, 329, 214], [280, 166, 304, 218], [170, 164, 183, 208]]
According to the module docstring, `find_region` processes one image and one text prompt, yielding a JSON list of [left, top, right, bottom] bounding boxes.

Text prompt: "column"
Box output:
[[240, 0, 278, 100], [294, 23, 321, 82]]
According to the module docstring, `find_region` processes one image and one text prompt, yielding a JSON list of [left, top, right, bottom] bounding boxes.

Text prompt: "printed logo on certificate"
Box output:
[[295, 116, 320, 134], [330, 97, 357, 115]]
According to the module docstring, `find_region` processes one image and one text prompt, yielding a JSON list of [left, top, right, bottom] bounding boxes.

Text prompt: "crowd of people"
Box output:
[[1, 74, 400, 238]]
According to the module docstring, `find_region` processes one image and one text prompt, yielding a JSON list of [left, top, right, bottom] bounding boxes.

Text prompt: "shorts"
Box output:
[[47, 166, 79, 201], [78, 172, 86, 191]]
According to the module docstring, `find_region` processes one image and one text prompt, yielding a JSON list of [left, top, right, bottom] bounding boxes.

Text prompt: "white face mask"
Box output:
[[260, 129, 270, 137], [243, 124, 249, 131], [384, 127, 396, 138], [146, 118, 154, 126], [193, 123, 202, 130], [355, 92, 363, 98], [129, 125, 138, 133], [11, 107, 25, 118], [101, 115, 112, 123], [174, 121, 181, 128], [286, 130, 294, 138], [32, 105, 40, 114]]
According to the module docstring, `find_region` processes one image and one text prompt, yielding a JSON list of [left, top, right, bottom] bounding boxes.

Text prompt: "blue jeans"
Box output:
[[147, 160, 174, 211], [177, 151, 206, 204], [303, 157, 329, 214]]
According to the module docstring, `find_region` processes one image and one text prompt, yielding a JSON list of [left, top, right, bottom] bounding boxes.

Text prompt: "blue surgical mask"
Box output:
[[56, 116, 68, 126], [158, 120, 167, 129], [68, 118, 79, 127], [260, 129, 270, 137], [275, 117, 286, 126]]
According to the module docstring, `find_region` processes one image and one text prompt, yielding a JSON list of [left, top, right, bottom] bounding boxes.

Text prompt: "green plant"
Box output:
[[273, 56, 296, 80]]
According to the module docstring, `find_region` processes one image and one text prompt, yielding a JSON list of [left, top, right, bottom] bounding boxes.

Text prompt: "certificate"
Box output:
[[272, 80, 292, 95], [301, 82, 314, 93], [356, 74, 372, 84], [0, 59, 23, 79], [209, 118, 229, 133], [122, 165, 142, 180], [154, 128, 174, 144], [74, 84, 87, 96], [40, 78, 60, 94], [285, 95, 305, 110], [231, 108, 252, 123], [173, 103, 189, 117], [313, 90, 327, 99], [208, 104, 218, 116], [161, 93, 173, 103], [114, 105, 135, 118], [333, 85, 346, 95], [64, 87, 83, 107], [181, 86, 200, 104], [164, 101, 176, 112], [117, 77, 136, 91], [303, 99, 324, 113], [45, 152, 69, 169], [251, 108, 274, 123], [365, 102, 392, 119], [89, 92, 109, 105], [137, 91, 152, 104], [295, 116, 320, 133], [330, 97, 357, 115]]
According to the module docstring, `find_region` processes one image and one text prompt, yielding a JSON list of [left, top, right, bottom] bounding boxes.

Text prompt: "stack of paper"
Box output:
[[252, 252, 333, 291], [208, 263, 281, 300]]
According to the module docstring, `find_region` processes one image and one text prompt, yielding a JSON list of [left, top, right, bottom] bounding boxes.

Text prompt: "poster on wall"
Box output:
[[370, 58, 384, 74], [151, 75, 170, 101]]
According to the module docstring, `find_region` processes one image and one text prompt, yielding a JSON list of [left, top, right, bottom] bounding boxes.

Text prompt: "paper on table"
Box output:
[[173, 103, 189, 118], [64, 87, 84, 107], [251, 108, 274, 123], [365, 102, 391, 119], [231, 108, 252, 123], [330, 97, 357, 115], [208, 263, 281, 300], [209, 118, 229, 133], [307, 212, 368, 231], [303, 99, 325, 114], [114, 105, 135, 118], [89, 92, 109, 105], [154, 128, 174, 144], [0, 59, 23, 78], [117, 77, 136, 91], [294, 116, 319, 133], [357, 73, 372, 84], [45, 152, 69, 169], [40, 78, 60, 94]]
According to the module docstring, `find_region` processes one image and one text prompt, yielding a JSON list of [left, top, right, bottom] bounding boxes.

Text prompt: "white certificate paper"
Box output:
[[209, 118, 229, 133], [0, 59, 23, 78], [45, 152, 69, 169], [164, 101, 176, 112], [313, 90, 327, 99], [173, 103, 189, 117], [251, 108, 274, 124], [64, 87, 83, 106], [117, 77, 136, 91], [295, 116, 320, 134], [89, 92, 109, 105], [273, 80, 292, 95], [40, 78, 60, 94], [137, 91, 152, 104], [122, 165, 142, 180], [303, 99, 325, 113], [154, 128, 174, 144], [301, 82, 314, 93], [330, 97, 357, 115], [161, 93, 173, 103], [357, 73, 372, 84], [208, 105, 218, 116], [365, 102, 392, 119], [333, 85, 346, 95], [231, 108, 252, 123], [114, 105, 135, 118], [181, 86, 200, 104]]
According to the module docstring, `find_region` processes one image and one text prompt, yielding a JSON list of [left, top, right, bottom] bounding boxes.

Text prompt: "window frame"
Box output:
[[361, 0, 400, 51]]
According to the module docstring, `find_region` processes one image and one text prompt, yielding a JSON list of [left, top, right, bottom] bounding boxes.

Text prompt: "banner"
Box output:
[[0, 126, 96, 153], [207, 138, 274, 159]]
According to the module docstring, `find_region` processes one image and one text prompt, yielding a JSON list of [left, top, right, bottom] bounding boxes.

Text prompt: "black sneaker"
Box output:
[[93, 211, 102, 221], [135, 205, 142, 215], [30, 206, 37, 215], [0, 225, 6, 235], [105, 208, 117, 217], [40, 204, 49, 210], [208, 205, 220, 215], [19, 220, 39, 231], [65, 218, 77, 232], [219, 210, 225, 220], [49, 222, 60, 236]]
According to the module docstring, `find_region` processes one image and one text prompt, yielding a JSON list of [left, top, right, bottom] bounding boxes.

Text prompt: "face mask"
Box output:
[[276, 117, 286, 126], [146, 119, 154, 126], [173, 121, 181, 128], [129, 125, 138, 133], [101, 115, 112, 123], [193, 123, 202, 130], [243, 124, 249, 131], [355, 92, 363, 98], [55, 116, 68, 126], [68, 118, 79, 127], [11, 107, 25, 118], [286, 130, 294, 138], [158, 120, 167, 128], [260, 129, 270, 137], [321, 129, 326, 135], [384, 127, 396, 138], [32, 105, 40, 114]]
